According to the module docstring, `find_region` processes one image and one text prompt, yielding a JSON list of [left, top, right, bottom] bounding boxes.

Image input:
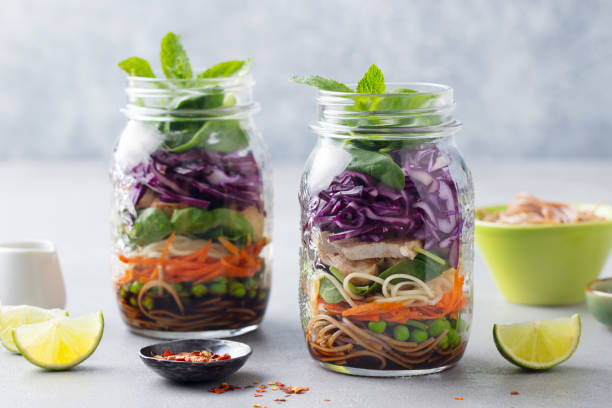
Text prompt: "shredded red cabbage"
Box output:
[[130, 147, 264, 212], [311, 146, 462, 267]]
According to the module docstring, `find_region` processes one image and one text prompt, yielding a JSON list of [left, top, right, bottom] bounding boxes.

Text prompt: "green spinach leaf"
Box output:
[[170, 208, 215, 236], [364, 255, 448, 295], [118, 57, 155, 78], [129, 208, 173, 246], [160, 32, 192, 79], [319, 275, 344, 303], [206, 208, 254, 243], [168, 120, 248, 153], [346, 148, 405, 190]]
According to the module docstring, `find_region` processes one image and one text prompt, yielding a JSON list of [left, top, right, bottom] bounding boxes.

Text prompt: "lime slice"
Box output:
[[0, 305, 68, 353], [493, 314, 580, 370], [12, 311, 104, 370]]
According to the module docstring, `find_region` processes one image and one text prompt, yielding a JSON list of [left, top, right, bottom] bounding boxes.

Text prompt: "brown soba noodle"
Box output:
[[117, 280, 267, 331], [306, 314, 466, 370]]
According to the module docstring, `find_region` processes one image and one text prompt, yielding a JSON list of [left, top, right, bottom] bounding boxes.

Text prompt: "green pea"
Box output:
[[171, 282, 183, 292], [244, 277, 257, 289], [211, 277, 228, 285], [456, 318, 469, 332], [446, 328, 461, 348], [130, 281, 143, 294], [191, 284, 208, 298], [438, 336, 449, 350], [248, 288, 257, 299], [393, 325, 410, 341], [368, 320, 387, 333], [119, 287, 127, 298], [404, 319, 428, 331], [229, 282, 246, 298], [209, 282, 227, 295], [142, 296, 154, 310], [129, 297, 137, 307], [428, 318, 451, 337], [446, 328, 458, 343], [410, 329, 429, 343]]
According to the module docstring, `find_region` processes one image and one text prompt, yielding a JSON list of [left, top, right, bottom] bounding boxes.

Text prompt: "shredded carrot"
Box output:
[[117, 237, 267, 285], [217, 236, 238, 255]]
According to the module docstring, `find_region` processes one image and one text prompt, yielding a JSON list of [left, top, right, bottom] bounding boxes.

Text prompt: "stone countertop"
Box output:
[[0, 160, 610, 408]]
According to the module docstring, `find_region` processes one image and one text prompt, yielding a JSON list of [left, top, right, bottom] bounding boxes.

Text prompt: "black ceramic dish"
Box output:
[[139, 339, 252, 383]]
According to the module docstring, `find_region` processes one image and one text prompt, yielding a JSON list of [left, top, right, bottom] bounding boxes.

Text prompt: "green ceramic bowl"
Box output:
[[585, 278, 612, 328], [475, 204, 612, 305]]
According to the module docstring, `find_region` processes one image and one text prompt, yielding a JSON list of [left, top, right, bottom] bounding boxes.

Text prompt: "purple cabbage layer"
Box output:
[[129, 147, 264, 212], [311, 147, 462, 267]]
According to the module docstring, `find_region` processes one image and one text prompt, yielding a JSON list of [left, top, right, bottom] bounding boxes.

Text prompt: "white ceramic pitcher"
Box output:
[[0, 240, 66, 308]]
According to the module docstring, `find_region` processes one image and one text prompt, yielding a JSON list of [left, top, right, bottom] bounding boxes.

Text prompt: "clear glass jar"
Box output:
[[111, 75, 271, 339], [299, 83, 474, 376]]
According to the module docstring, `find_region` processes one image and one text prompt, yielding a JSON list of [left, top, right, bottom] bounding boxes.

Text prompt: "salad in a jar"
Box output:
[[111, 33, 270, 337], [295, 66, 473, 374]]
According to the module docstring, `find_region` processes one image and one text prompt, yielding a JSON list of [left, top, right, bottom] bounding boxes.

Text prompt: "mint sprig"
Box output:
[[198, 59, 251, 79], [356, 64, 385, 93], [290, 75, 353, 92], [118, 32, 250, 80], [118, 57, 155, 78], [160, 32, 193, 79]]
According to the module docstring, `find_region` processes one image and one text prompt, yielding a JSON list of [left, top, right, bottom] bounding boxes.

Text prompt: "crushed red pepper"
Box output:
[[207, 380, 311, 403], [154, 349, 231, 363], [454, 397, 464, 400], [510, 391, 520, 395]]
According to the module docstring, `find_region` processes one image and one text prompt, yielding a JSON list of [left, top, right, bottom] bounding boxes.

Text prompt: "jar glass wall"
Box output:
[[111, 75, 272, 339], [298, 83, 474, 376]]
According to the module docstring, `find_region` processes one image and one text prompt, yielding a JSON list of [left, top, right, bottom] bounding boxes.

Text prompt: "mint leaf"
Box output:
[[160, 32, 192, 79], [346, 148, 405, 190], [356, 64, 385, 93], [118, 57, 155, 78], [290, 75, 353, 92], [198, 59, 250, 78]]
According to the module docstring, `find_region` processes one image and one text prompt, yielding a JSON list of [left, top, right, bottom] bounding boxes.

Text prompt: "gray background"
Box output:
[[1, 0, 611, 162]]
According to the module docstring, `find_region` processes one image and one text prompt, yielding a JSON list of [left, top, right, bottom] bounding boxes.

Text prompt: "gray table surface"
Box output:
[[1, 160, 611, 408]]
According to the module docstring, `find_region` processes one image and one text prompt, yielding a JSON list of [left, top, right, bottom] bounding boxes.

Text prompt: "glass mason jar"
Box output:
[[111, 75, 271, 339], [299, 83, 474, 376]]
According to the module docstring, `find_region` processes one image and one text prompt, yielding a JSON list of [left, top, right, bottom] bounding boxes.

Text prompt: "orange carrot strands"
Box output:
[[116, 235, 268, 286], [217, 237, 238, 255]]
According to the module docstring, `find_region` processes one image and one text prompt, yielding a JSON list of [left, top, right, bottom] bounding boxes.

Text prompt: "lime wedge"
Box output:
[[12, 311, 104, 370], [493, 314, 580, 370], [0, 305, 68, 353]]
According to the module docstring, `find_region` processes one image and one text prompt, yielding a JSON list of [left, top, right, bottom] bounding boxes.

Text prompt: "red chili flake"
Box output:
[[454, 397, 464, 400], [253, 381, 259, 384], [253, 405, 261, 408], [268, 382, 275, 385], [285, 386, 309, 394], [162, 349, 172, 357], [275, 382, 285, 387], [324, 398, 331, 402], [510, 391, 520, 395], [274, 399, 287, 403], [208, 382, 240, 394], [253, 394, 263, 397]]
